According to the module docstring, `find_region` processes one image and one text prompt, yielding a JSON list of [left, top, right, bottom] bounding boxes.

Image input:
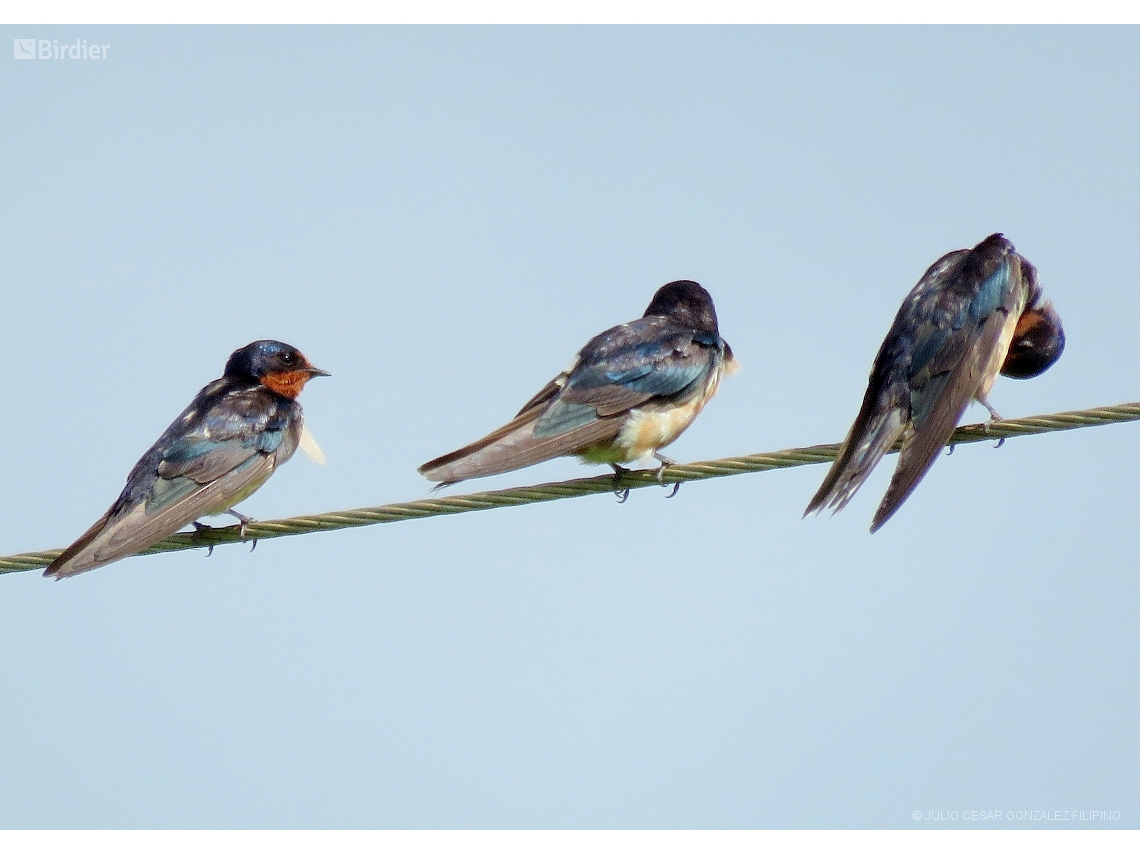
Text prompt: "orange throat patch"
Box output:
[[261, 370, 311, 399], [1013, 308, 1045, 340]]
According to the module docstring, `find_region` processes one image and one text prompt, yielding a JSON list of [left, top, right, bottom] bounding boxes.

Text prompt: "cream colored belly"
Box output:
[[575, 353, 737, 466], [206, 459, 276, 516], [976, 305, 1022, 401], [617, 396, 710, 460], [609, 363, 733, 463]]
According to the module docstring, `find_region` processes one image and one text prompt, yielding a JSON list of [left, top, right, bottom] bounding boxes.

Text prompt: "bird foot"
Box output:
[[977, 401, 1006, 448], [610, 465, 631, 503], [980, 398, 1003, 426], [192, 521, 216, 558], [652, 453, 681, 498], [227, 510, 258, 552]]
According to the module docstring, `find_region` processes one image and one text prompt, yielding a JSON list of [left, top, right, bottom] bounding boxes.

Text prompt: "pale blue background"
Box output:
[[1, 27, 1137, 828]]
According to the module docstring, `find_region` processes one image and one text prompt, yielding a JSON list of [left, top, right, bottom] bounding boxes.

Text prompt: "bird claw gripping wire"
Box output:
[[610, 465, 631, 503], [228, 510, 259, 552], [653, 453, 681, 498], [192, 521, 216, 558]]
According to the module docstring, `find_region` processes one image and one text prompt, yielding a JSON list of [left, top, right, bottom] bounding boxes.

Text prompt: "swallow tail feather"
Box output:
[[805, 392, 907, 519], [418, 408, 621, 486]]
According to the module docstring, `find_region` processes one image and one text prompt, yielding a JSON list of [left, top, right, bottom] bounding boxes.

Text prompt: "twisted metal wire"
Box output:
[[3, 401, 1137, 575]]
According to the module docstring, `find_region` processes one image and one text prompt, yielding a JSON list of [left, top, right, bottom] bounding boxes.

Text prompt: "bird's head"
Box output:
[[224, 340, 330, 398], [643, 280, 720, 334], [1001, 267, 1065, 380]]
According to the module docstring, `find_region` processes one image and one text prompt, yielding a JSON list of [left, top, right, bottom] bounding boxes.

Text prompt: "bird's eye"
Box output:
[[279, 352, 296, 366]]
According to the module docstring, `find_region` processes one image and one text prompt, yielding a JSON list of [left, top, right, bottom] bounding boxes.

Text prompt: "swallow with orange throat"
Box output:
[[419, 280, 738, 498], [805, 233, 1065, 531], [45, 340, 329, 578]]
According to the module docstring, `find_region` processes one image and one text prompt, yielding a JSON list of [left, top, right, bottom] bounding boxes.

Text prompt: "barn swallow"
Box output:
[[45, 340, 329, 578], [418, 280, 738, 492], [805, 233, 1064, 532]]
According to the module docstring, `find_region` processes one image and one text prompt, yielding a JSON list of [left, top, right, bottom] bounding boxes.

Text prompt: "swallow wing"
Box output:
[[53, 454, 279, 577], [870, 252, 1020, 531], [802, 251, 970, 521], [808, 237, 1021, 528], [534, 324, 717, 431], [46, 388, 300, 578], [416, 402, 623, 485], [418, 318, 719, 484]]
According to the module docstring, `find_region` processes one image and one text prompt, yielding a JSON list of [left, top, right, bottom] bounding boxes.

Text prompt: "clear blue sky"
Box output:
[[1, 26, 1137, 828]]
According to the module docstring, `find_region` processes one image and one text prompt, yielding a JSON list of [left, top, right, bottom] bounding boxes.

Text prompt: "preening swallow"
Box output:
[[805, 233, 1065, 531], [45, 340, 329, 578], [419, 280, 738, 489]]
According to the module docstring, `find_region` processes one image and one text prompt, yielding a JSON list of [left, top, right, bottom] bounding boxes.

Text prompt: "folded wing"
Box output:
[[419, 318, 719, 485], [46, 389, 299, 578], [806, 235, 1022, 530]]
